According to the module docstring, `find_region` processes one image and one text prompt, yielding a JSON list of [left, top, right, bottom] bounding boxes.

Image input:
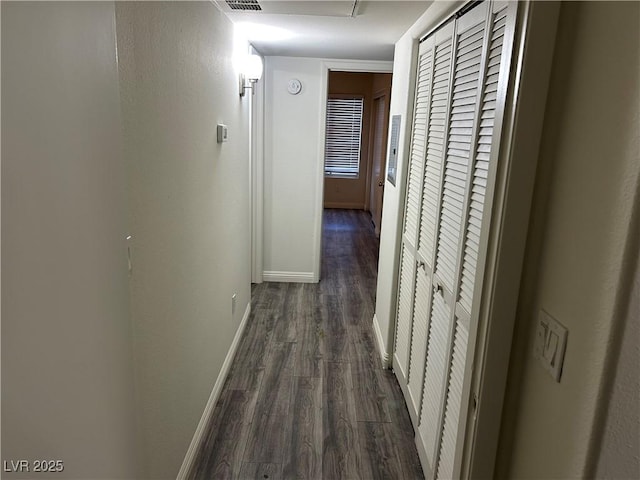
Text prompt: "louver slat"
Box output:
[[458, 7, 506, 315], [403, 51, 433, 244], [395, 244, 416, 377], [408, 270, 431, 413], [434, 20, 484, 293], [418, 39, 452, 262], [419, 290, 451, 466], [436, 320, 468, 479]]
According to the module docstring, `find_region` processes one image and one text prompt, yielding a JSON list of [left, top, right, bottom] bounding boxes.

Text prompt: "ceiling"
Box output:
[[217, 0, 432, 61]]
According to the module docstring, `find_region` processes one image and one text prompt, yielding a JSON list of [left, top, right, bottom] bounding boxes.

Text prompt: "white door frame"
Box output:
[[313, 59, 393, 282], [250, 53, 265, 284]]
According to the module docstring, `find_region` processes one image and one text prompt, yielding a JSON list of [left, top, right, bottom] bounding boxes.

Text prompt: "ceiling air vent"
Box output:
[[225, 0, 261, 11]]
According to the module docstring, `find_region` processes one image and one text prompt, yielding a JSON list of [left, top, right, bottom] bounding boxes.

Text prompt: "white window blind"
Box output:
[[324, 97, 364, 178]]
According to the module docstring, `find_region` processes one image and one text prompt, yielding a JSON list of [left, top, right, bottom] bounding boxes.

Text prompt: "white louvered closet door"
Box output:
[[435, 4, 516, 479], [392, 1, 518, 479], [419, 4, 488, 473], [393, 38, 434, 387], [407, 22, 455, 423]]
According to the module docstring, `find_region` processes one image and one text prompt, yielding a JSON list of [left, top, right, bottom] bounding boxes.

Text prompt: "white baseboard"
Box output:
[[263, 270, 316, 283], [372, 313, 391, 369], [176, 302, 251, 480]]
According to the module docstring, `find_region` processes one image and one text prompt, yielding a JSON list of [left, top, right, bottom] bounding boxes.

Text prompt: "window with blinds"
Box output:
[[324, 97, 364, 178]]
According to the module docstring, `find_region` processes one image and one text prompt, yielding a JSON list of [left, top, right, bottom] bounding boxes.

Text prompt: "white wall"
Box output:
[[263, 56, 325, 282], [115, 3, 251, 478], [496, 2, 640, 478], [262, 56, 392, 283], [1, 2, 138, 478]]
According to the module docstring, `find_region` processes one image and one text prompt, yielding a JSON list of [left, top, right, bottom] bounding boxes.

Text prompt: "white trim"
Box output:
[[250, 48, 264, 284], [323, 59, 394, 74], [372, 314, 391, 368], [262, 270, 316, 283], [176, 302, 251, 480], [314, 59, 395, 284]]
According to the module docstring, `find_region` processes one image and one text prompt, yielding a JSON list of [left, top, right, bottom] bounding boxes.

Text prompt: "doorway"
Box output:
[[321, 70, 392, 253], [369, 92, 391, 237]]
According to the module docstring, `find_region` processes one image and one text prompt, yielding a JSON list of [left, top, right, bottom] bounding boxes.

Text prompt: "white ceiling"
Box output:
[[218, 0, 432, 61]]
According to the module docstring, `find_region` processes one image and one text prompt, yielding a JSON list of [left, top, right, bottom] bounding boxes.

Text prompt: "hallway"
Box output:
[[189, 209, 424, 479]]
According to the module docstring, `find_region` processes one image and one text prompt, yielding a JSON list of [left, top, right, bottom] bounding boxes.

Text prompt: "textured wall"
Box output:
[[497, 2, 640, 478], [1, 2, 138, 478], [263, 56, 325, 279], [596, 246, 640, 478], [115, 3, 251, 477]]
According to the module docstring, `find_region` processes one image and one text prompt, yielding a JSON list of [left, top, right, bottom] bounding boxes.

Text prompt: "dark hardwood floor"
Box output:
[[189, 209, 424, 479]]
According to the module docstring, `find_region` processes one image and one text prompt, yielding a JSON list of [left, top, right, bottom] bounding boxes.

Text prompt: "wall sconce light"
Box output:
[[239, 54, 263, 97]]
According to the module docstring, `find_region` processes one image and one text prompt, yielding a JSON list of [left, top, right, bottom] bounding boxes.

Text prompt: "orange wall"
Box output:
[[324, 72, 392, 209]]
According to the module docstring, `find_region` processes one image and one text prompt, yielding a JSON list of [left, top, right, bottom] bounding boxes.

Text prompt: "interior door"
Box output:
[[369, 94, 389, 236], [393, 1, 518, 478]]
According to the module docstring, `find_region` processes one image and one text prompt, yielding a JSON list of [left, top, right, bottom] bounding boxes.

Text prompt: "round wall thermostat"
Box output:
[[287, 78, 302, 95]]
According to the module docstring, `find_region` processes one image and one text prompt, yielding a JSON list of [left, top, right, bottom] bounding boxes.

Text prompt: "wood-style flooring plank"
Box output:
[[283, 376, 323, 480], [348, 324, 382, 369], [243, 343, 295, 464], [226, 309, 272, 391], [351, 359, 391, 423], [322, 294, 352, 362], [243, 412, 287, 465], [357, 421, 405, 480], [257, 342, 295, 417], [188, 389, 257, 479], [323, 362, 362, 480], [239, 462, 282, 480], [294, 315, 324, 377], [273, 284, 300, 342]]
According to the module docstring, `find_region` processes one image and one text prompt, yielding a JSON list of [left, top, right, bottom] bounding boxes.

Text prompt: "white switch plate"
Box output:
[[534, 310, 568, 382], [217, 124, 228, 143]]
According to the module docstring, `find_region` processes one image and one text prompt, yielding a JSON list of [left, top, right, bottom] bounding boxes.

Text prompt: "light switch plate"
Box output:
[[534, 310, 568, 382], [217, 124, 228, 143]]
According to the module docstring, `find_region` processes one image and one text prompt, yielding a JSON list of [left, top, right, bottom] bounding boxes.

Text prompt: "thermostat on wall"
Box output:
[[217, 124, 228, 143]]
